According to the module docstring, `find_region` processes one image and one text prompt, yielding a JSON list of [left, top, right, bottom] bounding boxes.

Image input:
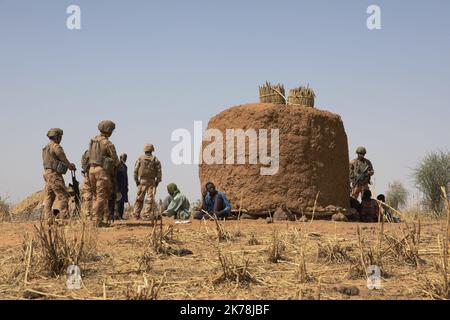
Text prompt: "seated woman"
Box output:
[[193, 182, 231, 220], [360, 190, 380, 222]]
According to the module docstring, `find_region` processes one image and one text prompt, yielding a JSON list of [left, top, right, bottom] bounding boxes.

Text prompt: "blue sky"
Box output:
[[0, 0, 449, 204]]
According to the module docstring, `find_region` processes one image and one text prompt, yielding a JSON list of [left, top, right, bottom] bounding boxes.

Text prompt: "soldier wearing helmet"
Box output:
[[133, 144, 162, 220], [42, 128, 76, 225], [349, 146, 374, 200], [86, 120, 120, 227]]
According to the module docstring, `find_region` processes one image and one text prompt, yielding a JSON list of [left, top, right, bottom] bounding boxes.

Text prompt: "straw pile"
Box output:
[[288, 86, 316, 108], [11, 191, 44, 215], [259, 82, 286, 104]]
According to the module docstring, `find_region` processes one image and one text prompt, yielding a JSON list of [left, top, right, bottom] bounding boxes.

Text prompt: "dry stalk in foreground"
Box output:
[[317, 240, 354, 264], [248, 233, 260, 246], [268, 231, 286, 263], [33, 220, 97, 277], [296, 243, 314, 283], [383, 222, 423, 267], [347, 226, 384, 280], [125, 274, 166, 300], [417, 235, 449, 299], [213, 248, 259, 287]]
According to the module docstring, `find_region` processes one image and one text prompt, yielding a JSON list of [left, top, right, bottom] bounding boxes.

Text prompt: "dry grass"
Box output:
[[383, 222, 423, 267], [0, 196, 11, 222], [1, 215, 450, 300], [32, 220, 98, 277], [267, 231, 286, 263], [317, 240, 353, 264], [213, 247, 259, 287], [125, 274, 166, 300], [248, 233, 260, 246]]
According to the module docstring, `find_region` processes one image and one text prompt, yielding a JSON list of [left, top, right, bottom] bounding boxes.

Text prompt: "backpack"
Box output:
[[138, 156, 156, 178], [88, 139, 103, 166], [87, 138, 114, 173]]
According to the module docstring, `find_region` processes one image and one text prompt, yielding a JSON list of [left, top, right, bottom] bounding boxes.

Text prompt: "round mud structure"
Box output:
[[199, 103, 349, 216]]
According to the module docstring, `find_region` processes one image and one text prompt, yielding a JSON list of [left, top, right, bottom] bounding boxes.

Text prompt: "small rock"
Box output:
[[273, 207, 289, 221], [325, 205, 337, 212], [240, 213, 258, 220], [23, 289, 46, 300], [331, 212, 348, 222], [337, 286, 360, 296], [266, 217, 273, 224], [299, 216, 309, 222]]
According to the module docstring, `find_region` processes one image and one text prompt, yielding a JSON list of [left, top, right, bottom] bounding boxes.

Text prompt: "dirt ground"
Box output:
[[0, 217, 448, 300]]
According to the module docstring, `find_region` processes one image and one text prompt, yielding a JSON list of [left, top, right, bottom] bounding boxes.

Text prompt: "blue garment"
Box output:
[[116, 162, 128, 203], [204, 191, 231, 215]]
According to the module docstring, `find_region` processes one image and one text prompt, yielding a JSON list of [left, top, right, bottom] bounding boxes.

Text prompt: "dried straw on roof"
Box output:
[[259, 82, 286, 104], [288, 86, 315, 108]]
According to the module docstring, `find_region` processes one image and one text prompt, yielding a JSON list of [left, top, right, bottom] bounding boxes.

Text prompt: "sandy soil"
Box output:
[[0, 217, 448, 300]]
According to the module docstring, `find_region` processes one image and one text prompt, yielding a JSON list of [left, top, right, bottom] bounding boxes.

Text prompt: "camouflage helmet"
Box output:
[[356, 146, 367, 155], [98, 120, 116, 134], [47, 128, 63, 138], [144, 144, 154, 152]]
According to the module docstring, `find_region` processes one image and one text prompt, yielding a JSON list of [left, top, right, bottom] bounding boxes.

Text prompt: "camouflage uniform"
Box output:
[[42, 130, 73, 223], [80, 174, 93, 219], [134, 144, 162, 219], [87, 121, 120, 226], [349, 157, 374, 200]]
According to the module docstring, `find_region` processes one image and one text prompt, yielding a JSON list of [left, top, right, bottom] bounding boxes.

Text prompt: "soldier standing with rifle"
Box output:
[[134, 144, 162, 220], [349, 146, 375, 200], [42, 128, 76, 225]]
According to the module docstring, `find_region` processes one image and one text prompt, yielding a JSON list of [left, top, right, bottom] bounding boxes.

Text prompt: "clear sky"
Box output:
[[0, 0, 449, 205]]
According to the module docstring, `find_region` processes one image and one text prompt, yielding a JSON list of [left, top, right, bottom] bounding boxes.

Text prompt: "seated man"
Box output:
[[193, 182, 231, 220], [376, 194, 401, 223], [360, 189, 379, 223], [348, 196, 362, 221], [162, 183, 191, 220]]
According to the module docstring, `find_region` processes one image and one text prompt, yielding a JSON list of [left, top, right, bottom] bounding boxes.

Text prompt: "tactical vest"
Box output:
[[138, 155, 157, 179], [88, 137, 114, 172], [42, 143, 68, 174], [88, 137, 104, 166]]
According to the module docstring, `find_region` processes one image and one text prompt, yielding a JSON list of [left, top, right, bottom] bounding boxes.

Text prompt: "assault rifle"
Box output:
[[69, 170, 81, 217], [352, 165, 370, 187]]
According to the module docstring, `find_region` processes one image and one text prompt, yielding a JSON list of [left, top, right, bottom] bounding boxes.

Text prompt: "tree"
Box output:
[[413, 150, 450, 216], [386, 181, 408, 210]]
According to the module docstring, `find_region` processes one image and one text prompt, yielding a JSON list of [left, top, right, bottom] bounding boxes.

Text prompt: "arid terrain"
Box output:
[[0, 215, 449, 300]]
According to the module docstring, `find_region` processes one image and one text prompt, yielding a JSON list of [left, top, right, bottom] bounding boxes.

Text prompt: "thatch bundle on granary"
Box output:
[[288, 86, 315, 108], [259, 82, 286, 104], [199, 84, 350, 220]]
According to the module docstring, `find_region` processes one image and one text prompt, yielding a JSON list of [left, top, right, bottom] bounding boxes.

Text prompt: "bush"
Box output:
[[386, 181, 408, 210], [413, 150, 450, 216]]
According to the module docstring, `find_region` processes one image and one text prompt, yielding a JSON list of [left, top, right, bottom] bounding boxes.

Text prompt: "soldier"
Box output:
[[42, 128, 76, 225], [349, 146, 374, 200], [87, 120, 120, 227], [134, 144, 162, 220], [116, 153, 129, 220]]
